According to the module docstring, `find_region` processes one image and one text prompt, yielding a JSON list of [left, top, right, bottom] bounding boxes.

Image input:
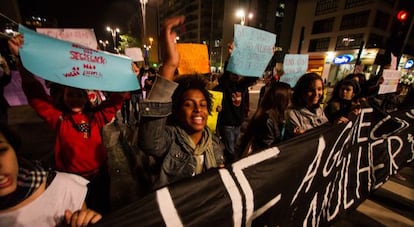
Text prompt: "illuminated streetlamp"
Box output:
[[144, 37, 154, 66], [236, 9, 253, 26], [99, 40, 109, 51], [106, 26, 120, 52], [140, 0, 148, 42]]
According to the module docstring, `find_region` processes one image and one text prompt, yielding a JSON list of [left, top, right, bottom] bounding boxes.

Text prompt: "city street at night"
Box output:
[[1, 0, 413, 226]]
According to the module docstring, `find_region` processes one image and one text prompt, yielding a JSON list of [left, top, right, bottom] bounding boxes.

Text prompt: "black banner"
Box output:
[[94, 107, 414, 226]]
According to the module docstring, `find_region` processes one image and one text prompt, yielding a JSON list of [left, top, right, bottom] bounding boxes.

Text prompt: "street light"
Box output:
[[144, 37, 153, 66], [106, 26, 120, 52], [236, 9, 253, 26], [140, 0, 148, 43], [99, 40, 109, 51]]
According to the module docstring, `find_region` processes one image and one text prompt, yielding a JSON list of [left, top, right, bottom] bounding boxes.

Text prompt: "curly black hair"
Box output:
[[170, 75, 213, 122]]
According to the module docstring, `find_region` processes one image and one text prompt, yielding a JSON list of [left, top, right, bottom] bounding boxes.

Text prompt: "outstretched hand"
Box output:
[[159, 15, 185, 81], [8, 34, 24, 57], [63, 208, 102, 227]]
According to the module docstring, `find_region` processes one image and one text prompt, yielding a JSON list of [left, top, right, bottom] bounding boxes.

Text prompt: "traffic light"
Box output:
[[397, 10, 408, 23], [387, 7, 413, 57]]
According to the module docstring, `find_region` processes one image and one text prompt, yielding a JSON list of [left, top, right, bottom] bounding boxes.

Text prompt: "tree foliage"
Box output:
[[118, 34, 141, 53]]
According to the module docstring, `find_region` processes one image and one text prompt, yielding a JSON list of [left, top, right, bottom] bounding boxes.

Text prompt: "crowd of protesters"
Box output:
[[0, 14, 413, 226]]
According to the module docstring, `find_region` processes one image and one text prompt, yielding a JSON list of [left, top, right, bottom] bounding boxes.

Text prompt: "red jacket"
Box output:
[[23, 76, 125, 174]]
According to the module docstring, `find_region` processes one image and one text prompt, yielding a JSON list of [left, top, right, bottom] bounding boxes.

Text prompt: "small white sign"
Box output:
[[378, 69, 401, 94], [36, 28, 98, 49], [125, 47, 144, 62]]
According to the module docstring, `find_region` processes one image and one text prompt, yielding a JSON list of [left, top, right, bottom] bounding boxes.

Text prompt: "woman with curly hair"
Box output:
[[137, 16, 225, 189]]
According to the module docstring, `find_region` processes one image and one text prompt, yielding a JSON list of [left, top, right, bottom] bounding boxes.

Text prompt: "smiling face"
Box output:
[[303, 79, 324, 108], [177, 89, 208, 135], [63, 87, 88, 113], [0, 131, 19, 197]]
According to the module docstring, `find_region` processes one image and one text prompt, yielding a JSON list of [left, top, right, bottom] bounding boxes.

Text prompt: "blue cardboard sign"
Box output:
[[227, 25, 276, 77], [280, 54, 309, 87], [19, 25, 139, 91]]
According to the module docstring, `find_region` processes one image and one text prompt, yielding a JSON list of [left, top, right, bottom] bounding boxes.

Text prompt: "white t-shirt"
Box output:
[[0, 172, 88, 227]]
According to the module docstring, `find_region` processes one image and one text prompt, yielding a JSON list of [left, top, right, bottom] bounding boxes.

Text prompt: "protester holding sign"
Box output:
[[0, 123, 102, 227], [137, 15, 225, 189], [215, 42, 257, 162], [285, 73, 329, 139], [8, 34, 128, 215]]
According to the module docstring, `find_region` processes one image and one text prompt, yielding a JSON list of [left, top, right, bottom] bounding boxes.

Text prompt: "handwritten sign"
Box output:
[[227, 25, 276, 77], [19, 25, 139, 91], [36, 28, 98, 49], [378, 69, 401, 94], [125, 48, 144, 62], [206, 90, 223, 133], [176, 44, 210, 75], [280, 54, 309, 87]]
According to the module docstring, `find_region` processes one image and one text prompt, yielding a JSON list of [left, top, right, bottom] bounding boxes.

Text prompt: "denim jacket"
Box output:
[[138, 76, 225, 189]]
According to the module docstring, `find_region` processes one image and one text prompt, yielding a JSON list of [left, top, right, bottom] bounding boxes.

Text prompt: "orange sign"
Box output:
[[177, 44, 210, 75]]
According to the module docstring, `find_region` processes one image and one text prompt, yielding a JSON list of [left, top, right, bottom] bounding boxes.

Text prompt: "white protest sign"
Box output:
[[378, 69, 401, 94], [125, 47, 144, 62], [36, 28, 98, 49]]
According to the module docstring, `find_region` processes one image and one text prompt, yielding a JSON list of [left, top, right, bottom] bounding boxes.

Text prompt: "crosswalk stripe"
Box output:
[[381, 180, 414, 202], [357, 199, 414, 227]]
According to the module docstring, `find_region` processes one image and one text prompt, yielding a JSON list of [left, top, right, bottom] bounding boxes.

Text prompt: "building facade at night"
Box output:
[[290, 0, 413, 84], [157, 0, 412, 84]]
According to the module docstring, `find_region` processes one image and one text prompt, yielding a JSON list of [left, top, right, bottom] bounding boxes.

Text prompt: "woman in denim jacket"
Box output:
[[137, 16, 225, 189]]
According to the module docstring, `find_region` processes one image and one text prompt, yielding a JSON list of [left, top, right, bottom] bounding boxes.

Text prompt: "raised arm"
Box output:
[[8, 34, 49, 100], [159, 15, 185, 81], [137, 16, 183, 158]]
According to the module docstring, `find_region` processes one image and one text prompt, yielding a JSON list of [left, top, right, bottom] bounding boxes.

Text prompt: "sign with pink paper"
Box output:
[[4, 71, 49, 106]]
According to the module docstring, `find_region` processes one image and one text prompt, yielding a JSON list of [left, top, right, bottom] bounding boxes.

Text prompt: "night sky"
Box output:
[[17, 0, 142, 40]]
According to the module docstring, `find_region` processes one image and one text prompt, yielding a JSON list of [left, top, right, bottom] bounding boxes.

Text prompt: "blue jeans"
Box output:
[[219, 125, 241, 162]]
